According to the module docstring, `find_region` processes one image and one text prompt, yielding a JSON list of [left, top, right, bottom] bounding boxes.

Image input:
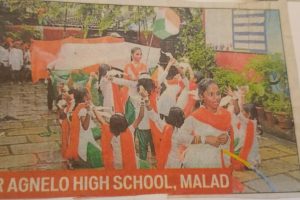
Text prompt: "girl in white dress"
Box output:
[[180, 78, 238, 168]]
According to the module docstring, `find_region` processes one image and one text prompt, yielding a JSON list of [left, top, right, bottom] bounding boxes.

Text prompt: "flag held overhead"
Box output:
[[153, 7, 181, 40]]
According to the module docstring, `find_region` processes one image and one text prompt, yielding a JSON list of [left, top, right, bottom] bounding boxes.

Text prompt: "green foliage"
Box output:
[[175, 8, 216, 78], [245, 82, 268, 106], [245, 53, 286, 81], [244, 53, 292, 116], [263, 93, 292, 116], [212, 67, 247, 95]]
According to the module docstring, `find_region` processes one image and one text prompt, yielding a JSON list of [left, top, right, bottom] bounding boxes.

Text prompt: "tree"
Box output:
[[175, 8, 216, 78]]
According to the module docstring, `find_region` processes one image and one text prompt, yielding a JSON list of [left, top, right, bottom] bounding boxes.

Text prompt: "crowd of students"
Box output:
[[55, 47, 261, 170], [0, 37, 31, 84]]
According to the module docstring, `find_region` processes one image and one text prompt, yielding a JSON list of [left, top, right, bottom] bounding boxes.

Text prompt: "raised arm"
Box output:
[[92, 108, 106, 125], [226, 86, 240, 115], [111, 76, 136, 89], [157, 57, 177, 85]]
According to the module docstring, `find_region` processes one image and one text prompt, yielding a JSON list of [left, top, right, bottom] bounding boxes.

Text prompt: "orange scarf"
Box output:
[[124, 62, 147, 80], [234, 120, 255, 170], [157, 124, 174, 169], [192, 107, 234, 168], [61, 101, 73, 158], [101, 123, 137, 170], [112, 83, 125, 113], [61, 119, 70, 159], [65, 103, 86, 160]]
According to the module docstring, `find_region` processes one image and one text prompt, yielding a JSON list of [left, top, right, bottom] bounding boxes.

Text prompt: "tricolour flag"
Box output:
[[153, 8, 181, 40]]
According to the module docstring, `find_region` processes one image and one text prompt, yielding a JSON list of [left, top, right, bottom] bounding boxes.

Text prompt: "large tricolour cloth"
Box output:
[[30, 36, 161, 83]]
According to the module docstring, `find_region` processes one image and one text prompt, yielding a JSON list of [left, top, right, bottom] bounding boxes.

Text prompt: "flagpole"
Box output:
[[146, 32, 154, 65], [145, 13, 157, 66]]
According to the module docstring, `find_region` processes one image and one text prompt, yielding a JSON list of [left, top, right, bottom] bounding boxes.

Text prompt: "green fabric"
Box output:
[[90, 79, 102, 106], [50, 70, 70, 83], [139, 159, 151, 169], [70, 71, 89, 82], [70, 71, 89, 88], [87, 143, 103, 168], [234, 138, 241, 155], [153, 19, 171, 40], [91, 127, 101, 140], [135, 129, 152, 160], [125, 98, 135, 126]]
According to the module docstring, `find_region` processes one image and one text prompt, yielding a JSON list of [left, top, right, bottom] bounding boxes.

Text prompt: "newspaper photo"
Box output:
[[0, 0, 299, 198]]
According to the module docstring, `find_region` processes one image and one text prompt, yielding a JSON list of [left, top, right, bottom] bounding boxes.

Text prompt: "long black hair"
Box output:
[[74, 88, 88, 110], [109, 113, 129, 136], [198, 78, 217, 97], [137, 74, 155, 94], [165, 107, 185, 128], [242, 103, 257, 120], [194, 71, 204, 84]]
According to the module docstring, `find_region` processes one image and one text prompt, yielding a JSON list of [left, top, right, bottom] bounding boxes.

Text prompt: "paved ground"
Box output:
[[0, 82, 300, 193], [0, 82, 66, 171]]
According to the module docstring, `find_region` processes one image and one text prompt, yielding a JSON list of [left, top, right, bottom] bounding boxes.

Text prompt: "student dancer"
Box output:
[[66, 88, 103, 168], [180, 78, 237, 168], [124, 47, 148, 81], [234, 88, 261, 169], [157, 58, 188, 120], [93, 97, 145, 170], [110, 73, 160, 163], [176, 62, 203, 116]]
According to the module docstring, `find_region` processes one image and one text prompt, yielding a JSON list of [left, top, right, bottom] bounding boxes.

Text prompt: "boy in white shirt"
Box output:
[[9, 41, 23, 84]]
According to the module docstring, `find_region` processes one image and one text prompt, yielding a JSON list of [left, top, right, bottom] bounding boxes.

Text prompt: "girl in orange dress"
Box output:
[[124, 47, 148, 81]]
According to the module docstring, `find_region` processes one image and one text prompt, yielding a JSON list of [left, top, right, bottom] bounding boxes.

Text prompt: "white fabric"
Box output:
[[158, 77, 189, 116], [158, 83, 180, 116], [111, 125, 138, 169], [236, 114, 261, 166], [111, 135, 123, 169], [148, 109, 166, 132], [48, 42, 160, 70], [77, 108, 101, 162], [148, 109, 193, 168], [99, 77, 114, 111], [181, 113, 234, 168], [176, 88, 189, 109], [0, 46, 9, 67], [113, 77, 151, 130], [9, 48, 23, 71], [165, 128, 185, 168]]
